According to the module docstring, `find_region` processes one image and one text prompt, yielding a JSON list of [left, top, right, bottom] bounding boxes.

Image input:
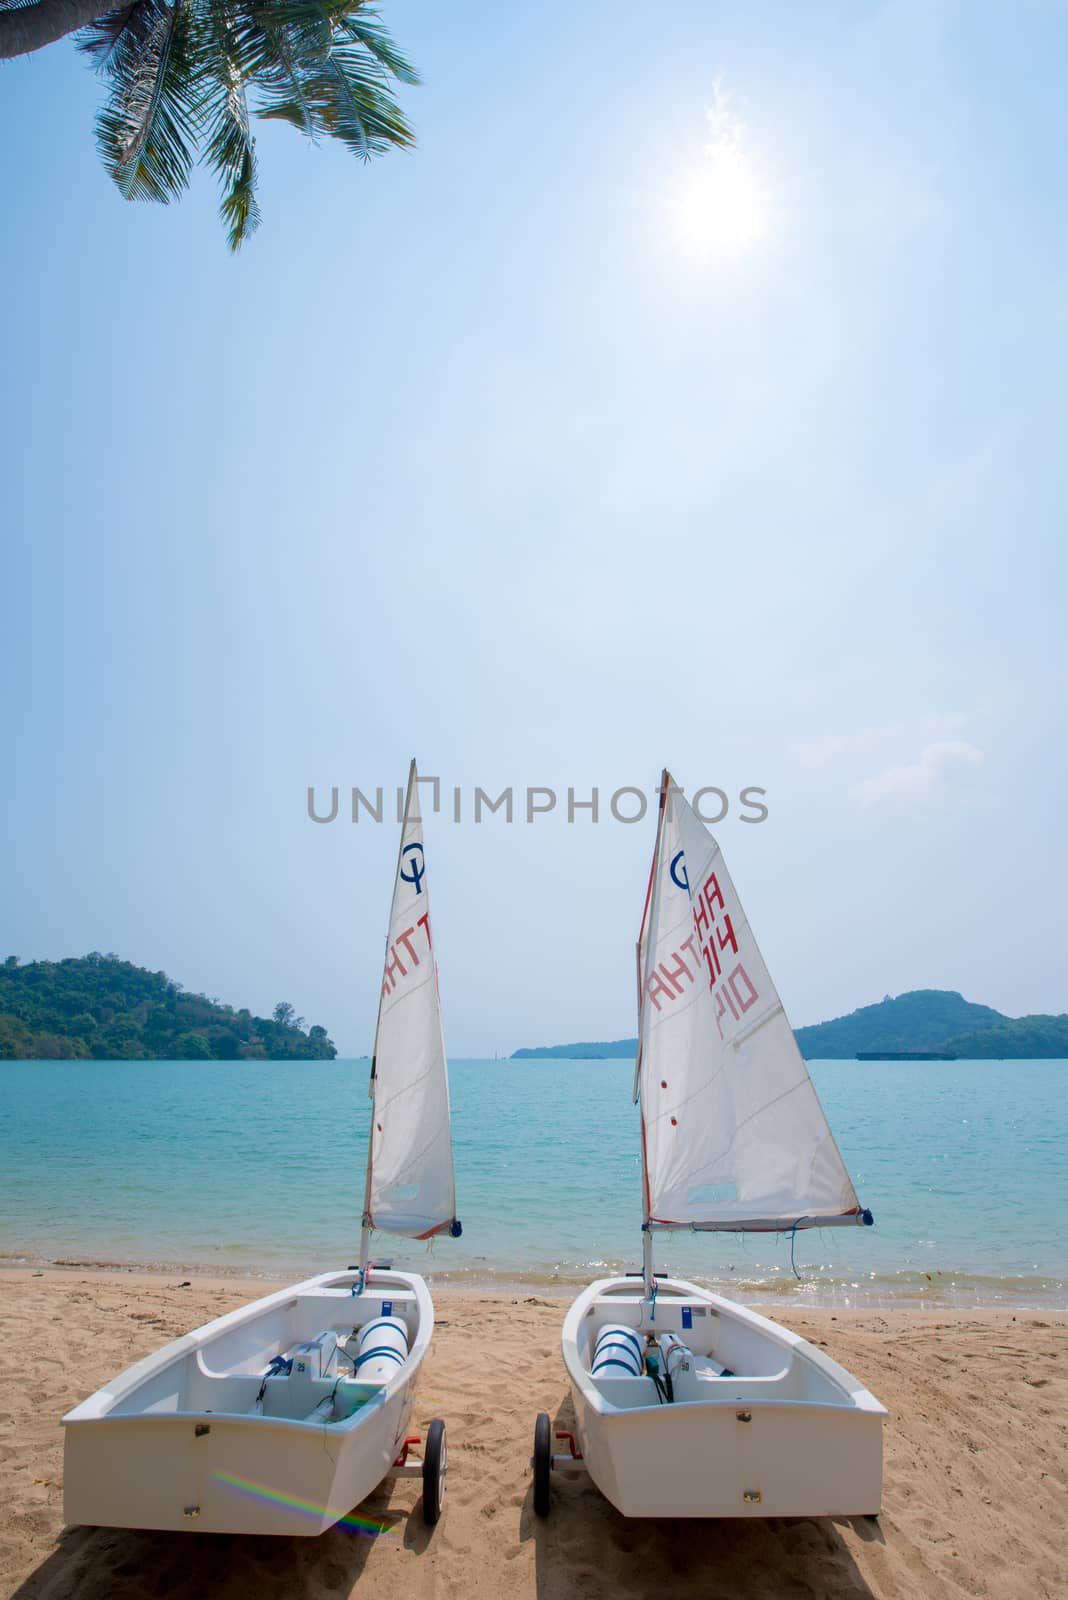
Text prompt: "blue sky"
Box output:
[[2, 0, 1065, 1055]]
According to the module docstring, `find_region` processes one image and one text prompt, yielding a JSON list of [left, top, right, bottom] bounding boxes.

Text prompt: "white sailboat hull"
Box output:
[[562, 1277, 886, 1520], [63, 1270, 433, 1536]]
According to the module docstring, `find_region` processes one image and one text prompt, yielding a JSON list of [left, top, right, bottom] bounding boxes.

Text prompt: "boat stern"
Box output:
[[562, 1277, 886, 1520], [575, 1388, 884, 1519]]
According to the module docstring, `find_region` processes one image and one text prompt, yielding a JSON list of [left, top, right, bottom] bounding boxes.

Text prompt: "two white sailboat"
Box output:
[[63, 762, 460, 1536], [535, 771, 886, 1519], [63, 762, 884, 1537]]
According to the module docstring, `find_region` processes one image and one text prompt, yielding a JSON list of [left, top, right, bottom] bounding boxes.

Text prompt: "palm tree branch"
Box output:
[[318, 43, 414, 152], [197, 67, 261, 249], [338, 9, 419, 84], [256, 17, 319, 138], [67, 1, 420, 240], [92, 1, 199, 201]]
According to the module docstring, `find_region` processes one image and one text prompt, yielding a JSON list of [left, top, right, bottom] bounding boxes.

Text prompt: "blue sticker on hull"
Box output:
[[682, 1306, 693, 1331]]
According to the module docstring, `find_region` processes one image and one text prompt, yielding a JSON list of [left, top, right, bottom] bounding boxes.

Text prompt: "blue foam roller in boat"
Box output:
[[355, 1316, 409, 1382], [592, 1323, 643, 1377]]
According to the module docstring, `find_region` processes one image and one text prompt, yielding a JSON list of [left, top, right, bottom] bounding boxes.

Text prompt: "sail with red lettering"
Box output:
[[363, 761, 460, 1240], [636, 771, 866, 1232]]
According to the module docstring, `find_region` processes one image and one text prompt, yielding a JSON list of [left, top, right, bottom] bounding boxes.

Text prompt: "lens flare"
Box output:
[[213, 1470, 397, 1536]]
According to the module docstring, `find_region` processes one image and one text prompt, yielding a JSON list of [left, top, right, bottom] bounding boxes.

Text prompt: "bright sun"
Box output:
[[662, 89, 774, 268]]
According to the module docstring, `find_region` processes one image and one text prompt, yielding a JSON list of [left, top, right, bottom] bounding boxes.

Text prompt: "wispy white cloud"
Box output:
[[793, 714, 969, 771], [851, 740, 984, 810]]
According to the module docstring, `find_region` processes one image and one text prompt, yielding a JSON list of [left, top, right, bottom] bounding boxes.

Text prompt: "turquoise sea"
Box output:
[[2, 1059, 1065, 1309]]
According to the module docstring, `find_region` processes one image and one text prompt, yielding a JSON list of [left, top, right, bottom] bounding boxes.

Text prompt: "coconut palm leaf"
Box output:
[[238, 9, 325, 139], [198, 71, 261, 249], [85, 1, 200, 203], [338, 11, 418, 85], [207, 5, 334, 140], [216, 136, 259, 249], [254, 22, 317, 137], [193, 2, 261, 246], [314, 44, 415, 156], [78, 4, 150, 71], [74, 2, 418, 243], [254, 38, 414, 156]]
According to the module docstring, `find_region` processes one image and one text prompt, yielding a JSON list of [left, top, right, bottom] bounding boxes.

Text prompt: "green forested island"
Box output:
[[0, 954, 337, 1061], [792, 989, 1068, 1058], [511, 1038, 640, 1060], [511, 989, 1068, 1061]]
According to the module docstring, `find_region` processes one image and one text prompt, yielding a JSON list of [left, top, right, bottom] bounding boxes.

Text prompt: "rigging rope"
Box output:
[[789, 1217, 812, 1280]]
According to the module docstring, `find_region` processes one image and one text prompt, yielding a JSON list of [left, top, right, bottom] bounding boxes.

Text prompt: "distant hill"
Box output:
[[511, 1038, 638, 1060], [794, 989, 1003, 1058], [801, 990, 1068, 1059], [0, 953, 337, 1061], [512, 990, 1068, 1061]]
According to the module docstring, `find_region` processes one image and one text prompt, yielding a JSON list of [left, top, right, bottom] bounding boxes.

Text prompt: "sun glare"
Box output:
[[662, 86, 774, 268]]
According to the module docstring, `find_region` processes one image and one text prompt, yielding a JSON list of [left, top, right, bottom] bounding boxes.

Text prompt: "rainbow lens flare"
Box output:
[[212, 1470, 396, 1536]]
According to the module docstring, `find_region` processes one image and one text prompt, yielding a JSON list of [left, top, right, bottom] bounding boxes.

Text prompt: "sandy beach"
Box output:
[[0, 1269, 1064, 1600]]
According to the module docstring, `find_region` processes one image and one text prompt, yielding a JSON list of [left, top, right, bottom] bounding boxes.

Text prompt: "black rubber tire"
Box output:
[[422, 1418, 446, 1525], [533, 1412, 552, 1517]]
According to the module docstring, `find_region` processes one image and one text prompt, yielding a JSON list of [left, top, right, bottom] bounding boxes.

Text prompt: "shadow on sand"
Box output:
[[518, 1395, 881, 1600], [11, 1481, 435, 1600]]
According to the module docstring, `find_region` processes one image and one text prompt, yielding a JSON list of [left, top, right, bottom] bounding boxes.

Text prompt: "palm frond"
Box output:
[[253, 36, 414, 156], [338, 9, 419, 85], [78, 4, 151, 71], [197, 67, 261, 249], [76, 1, 419, 243], [316, 46, 414, 157], [194, 0, 261, 245], [247, 2, 333, 64], [219, 143, 259, 247], [215, 121, 261, 250], [251, 16, 320, 138], [208, 4, 332, 137], [328, 40, 415, 150], [90, 0, 199, 203]]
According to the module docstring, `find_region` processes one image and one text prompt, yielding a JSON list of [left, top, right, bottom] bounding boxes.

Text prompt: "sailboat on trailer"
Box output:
[[534, 769, 886, 1520], [63, 760, 461, 1535]]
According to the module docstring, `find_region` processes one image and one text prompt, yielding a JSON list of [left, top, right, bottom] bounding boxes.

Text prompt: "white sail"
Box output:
[[364, 761, 459, 1239], [637, 772, 866, 1232]]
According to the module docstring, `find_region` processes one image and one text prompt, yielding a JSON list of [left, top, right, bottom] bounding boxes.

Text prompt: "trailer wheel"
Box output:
[[533, 1412, 552, 1517], [422, 1418, 446, 1525]]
